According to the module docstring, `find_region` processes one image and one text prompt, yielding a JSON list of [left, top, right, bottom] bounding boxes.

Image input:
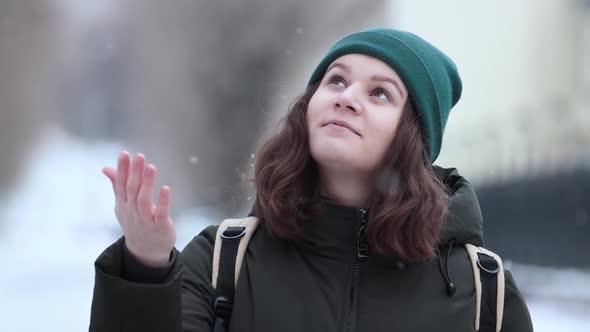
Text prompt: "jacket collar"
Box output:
[[296, 197, 368, 262], [297, 199, 413, 267], [250, 166, 484, 262]]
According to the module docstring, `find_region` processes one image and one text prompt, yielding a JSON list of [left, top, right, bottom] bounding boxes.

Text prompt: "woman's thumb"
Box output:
[[102, 167, 116, 194]]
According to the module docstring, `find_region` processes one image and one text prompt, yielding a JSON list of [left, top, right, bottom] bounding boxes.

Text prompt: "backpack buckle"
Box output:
[[221, 227, 246, 239], [213, 296, 234, 319], [477, 252, 500, 274]]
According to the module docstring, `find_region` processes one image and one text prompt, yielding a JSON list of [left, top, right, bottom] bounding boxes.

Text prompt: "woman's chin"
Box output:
[[310, 146, 358, 168]]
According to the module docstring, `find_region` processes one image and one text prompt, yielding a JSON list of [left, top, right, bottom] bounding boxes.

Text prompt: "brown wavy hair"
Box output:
[[252, 83, 449, 262]]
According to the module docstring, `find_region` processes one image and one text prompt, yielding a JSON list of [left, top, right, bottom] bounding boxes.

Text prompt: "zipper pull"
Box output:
[[357, 209, 369, 258]]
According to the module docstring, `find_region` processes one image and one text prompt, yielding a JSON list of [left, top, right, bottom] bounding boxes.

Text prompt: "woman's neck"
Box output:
[[317, 169, 373, 208]]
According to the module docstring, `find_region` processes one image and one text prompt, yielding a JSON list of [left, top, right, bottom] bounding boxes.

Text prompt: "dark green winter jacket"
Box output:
[[89, 166, 533, 331]]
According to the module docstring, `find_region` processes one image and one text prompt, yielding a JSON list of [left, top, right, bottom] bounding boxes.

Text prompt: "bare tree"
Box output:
[[0, 0, 62, 195], [120, 0, 386, 215]]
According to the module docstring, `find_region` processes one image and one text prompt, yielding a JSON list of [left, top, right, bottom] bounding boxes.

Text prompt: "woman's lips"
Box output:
[[324, 120, 360, 136]]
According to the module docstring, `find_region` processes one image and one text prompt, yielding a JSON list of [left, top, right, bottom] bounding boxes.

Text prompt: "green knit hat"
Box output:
[[307, 28, 462, 164]]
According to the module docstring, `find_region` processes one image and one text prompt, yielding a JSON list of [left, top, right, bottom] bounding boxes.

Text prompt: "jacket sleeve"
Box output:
[[89, 225, 219, 332], [122, 240, 175, 283], [501, 270, 534, 331]]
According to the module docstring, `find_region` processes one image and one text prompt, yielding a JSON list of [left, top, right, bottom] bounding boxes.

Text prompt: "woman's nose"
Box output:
[[334, 86, 362, 113]]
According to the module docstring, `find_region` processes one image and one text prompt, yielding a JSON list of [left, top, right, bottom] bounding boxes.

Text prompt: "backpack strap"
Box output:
[[465, 244, 505, 332], [211, 217, 259, 332]]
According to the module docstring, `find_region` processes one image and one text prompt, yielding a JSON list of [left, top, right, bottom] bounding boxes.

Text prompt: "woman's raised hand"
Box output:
[[102, 151, 176, 267]]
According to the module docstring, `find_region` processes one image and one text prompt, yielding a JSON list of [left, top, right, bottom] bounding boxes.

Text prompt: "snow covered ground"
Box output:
[[0, 126, 588, 331]]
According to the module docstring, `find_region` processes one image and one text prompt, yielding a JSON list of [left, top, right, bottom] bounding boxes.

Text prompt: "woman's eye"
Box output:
[[328, 75, 346, 88], [372, 88, 391, 101]]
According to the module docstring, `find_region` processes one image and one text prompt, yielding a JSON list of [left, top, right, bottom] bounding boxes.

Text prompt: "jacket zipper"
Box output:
[[345, 208, 369, 332]]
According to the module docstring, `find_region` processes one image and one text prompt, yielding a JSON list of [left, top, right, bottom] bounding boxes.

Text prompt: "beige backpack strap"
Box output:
[[212, 216, 259, 288], [465, 244, 505, 332]]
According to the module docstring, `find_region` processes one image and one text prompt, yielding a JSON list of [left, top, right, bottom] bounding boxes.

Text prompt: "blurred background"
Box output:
[[0, 0, 588, 331]]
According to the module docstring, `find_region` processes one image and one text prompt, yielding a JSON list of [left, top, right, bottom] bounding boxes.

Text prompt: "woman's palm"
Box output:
[[102, 151, 176, 267]]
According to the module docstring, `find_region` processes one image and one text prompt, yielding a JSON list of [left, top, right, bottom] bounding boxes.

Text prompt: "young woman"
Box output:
[[90, 29, 534, 332]]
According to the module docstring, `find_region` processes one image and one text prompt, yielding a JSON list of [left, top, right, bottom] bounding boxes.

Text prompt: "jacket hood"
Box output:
[[433, 165, 484, 247]]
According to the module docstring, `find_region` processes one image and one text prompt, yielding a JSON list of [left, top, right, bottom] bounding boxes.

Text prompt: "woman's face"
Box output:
[[307, 54, 409, 175]]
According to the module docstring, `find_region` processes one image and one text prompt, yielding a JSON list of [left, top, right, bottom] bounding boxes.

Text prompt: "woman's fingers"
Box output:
[[137, 164, 157, 220], [112, 151, 171, 227], [154, 186, 171, 224], [109, 150, 176, 266], [115, 151, 130, 203], [126, 153, 145, 211]]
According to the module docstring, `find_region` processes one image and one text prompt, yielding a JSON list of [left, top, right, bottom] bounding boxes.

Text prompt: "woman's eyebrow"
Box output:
[[326, 62, 351, 74]]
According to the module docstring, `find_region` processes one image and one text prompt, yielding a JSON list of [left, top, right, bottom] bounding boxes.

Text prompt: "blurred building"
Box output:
[[386, 0, 590, 270], [389, 0, 590, 183]]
